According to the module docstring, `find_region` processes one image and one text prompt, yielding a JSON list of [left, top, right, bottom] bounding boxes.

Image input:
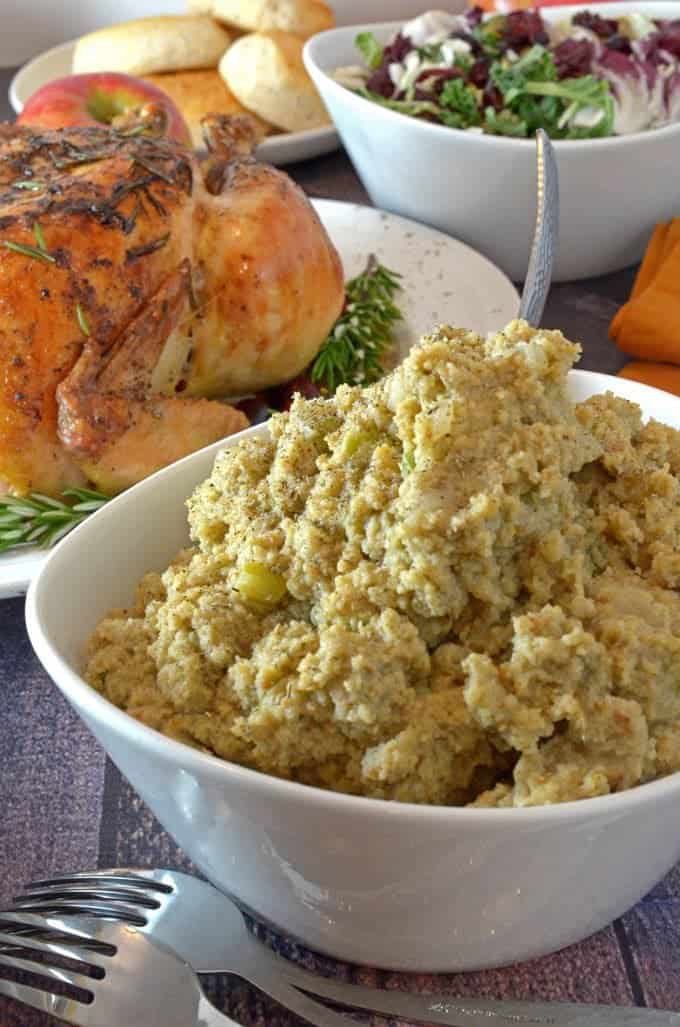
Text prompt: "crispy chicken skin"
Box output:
[[0, 116, 344, 495]]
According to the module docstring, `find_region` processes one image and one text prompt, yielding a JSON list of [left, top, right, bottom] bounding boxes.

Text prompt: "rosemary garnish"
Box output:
[[50, 145, 107, 170], [0, 488, 110, 553], [311, 257, 403, 392], [14, 180, 46, 191], [125, 233, 170, 263], [117, 124, 149, 139], [2, 239, 56, 263], [76, 303, 91, 337], [133, 156, 174, 185], [33, 221, 48, 253]]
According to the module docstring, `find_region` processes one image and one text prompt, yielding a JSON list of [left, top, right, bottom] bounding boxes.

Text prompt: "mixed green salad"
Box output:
[[335, 6, 680, 139]]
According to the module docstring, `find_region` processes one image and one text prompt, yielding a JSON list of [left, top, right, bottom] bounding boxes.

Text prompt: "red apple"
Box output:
[[17, 72, 191, 145]]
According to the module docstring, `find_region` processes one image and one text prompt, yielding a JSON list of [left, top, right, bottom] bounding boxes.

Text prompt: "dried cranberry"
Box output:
[[366, 63, 394, 96], [468, 57, 491, 88], [365, 32, 413, 94], [553, 38, 594, 78], [450, 30, 484, 57], [415, 66, 464, 97], [483, 81, 504, 111], [383, 32, 412, 64], [268, 375, 321, 412], [605, 33, 632, 54], [572, 10, 618, 37], [503, 10, 549, 49], [236, 394, 272, 424], [465, 5, 484, 27]]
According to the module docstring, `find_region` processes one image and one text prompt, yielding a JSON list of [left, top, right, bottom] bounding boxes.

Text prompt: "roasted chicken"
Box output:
[[0, 116, 344, 496]]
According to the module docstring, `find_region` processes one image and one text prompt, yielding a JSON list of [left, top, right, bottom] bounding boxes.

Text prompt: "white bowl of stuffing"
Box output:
[[304, 1, 680, 282], [26, 320, 680, 971]]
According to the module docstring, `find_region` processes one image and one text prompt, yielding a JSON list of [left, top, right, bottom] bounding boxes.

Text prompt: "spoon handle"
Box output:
[[518, 128, 559, 327]]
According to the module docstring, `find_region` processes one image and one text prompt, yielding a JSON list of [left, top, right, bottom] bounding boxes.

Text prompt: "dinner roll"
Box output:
[[198, 0, 334, 39], [73, 16, 233, 76], [144, 69, 272, 148], [219, 31, 330, 132]]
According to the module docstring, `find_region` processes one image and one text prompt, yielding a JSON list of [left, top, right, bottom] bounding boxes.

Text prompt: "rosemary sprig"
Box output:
[[76, 303, 91, 337], [2, 239, 55, 263], [311, 256, 403, 393], [133, 156, 175, 185], [33, 221, 48, 253], [13, 180, 46, 191], [0, 488, 110, 554]]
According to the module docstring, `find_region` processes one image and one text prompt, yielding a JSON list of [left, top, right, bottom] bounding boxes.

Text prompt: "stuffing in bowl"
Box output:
[[85, 320, 680, 810]]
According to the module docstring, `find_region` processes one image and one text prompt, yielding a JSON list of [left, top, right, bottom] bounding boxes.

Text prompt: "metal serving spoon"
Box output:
[[518, 128, 559, 327]]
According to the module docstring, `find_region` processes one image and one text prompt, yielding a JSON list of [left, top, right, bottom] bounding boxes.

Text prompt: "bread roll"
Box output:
[[199, 0, 334, 40], [144, 69, 272, 148], [73, 16, 233, 76], [219, 31, 330, 132]]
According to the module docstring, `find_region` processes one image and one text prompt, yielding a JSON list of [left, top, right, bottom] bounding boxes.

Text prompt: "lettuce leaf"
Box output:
[[356, 32, 384, 70]]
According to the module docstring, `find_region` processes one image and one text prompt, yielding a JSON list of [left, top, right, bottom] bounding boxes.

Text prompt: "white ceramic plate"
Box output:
[[9, 39, 340, 167], [0, 198, 518, 600]]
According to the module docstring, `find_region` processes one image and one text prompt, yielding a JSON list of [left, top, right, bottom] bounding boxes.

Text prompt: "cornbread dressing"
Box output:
[[86, 321, 680, 807]]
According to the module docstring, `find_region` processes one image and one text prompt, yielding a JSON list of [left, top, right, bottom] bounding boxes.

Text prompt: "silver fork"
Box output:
[[518, 128, 559, 328], [6, 870, 355, 1027], [0, 913, 244, 1027], [7, 868, 680, 1027]]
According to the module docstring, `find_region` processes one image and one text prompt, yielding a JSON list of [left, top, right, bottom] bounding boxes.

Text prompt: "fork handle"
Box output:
[[518, 127, 559, 328], [255, 944, 680, 1027]]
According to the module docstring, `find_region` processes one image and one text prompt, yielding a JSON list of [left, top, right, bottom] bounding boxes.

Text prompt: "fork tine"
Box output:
[[0, 947, 97, 994], [25, 872, 174, 895], [0, 924, 111, 965], [0, 912, 116, 952], [16, 886, 162, 910], [8, 898, 148, 926], [0, 973, 89, 1024]]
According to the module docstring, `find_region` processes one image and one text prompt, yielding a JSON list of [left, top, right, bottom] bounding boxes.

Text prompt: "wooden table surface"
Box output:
[[3, 65, 679, 1027]]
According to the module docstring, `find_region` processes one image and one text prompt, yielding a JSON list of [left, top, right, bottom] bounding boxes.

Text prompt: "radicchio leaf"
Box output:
[[665, 68, 680, 120]]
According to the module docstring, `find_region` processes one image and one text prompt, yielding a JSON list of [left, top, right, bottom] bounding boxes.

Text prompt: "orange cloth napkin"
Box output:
[[618, 361, 680, 394], [611, 219, 680, 396]]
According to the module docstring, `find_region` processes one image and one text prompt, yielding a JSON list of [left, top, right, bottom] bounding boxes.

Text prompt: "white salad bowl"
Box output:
[[26, 371, 680, 972], [304, 1, 680, 282]]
